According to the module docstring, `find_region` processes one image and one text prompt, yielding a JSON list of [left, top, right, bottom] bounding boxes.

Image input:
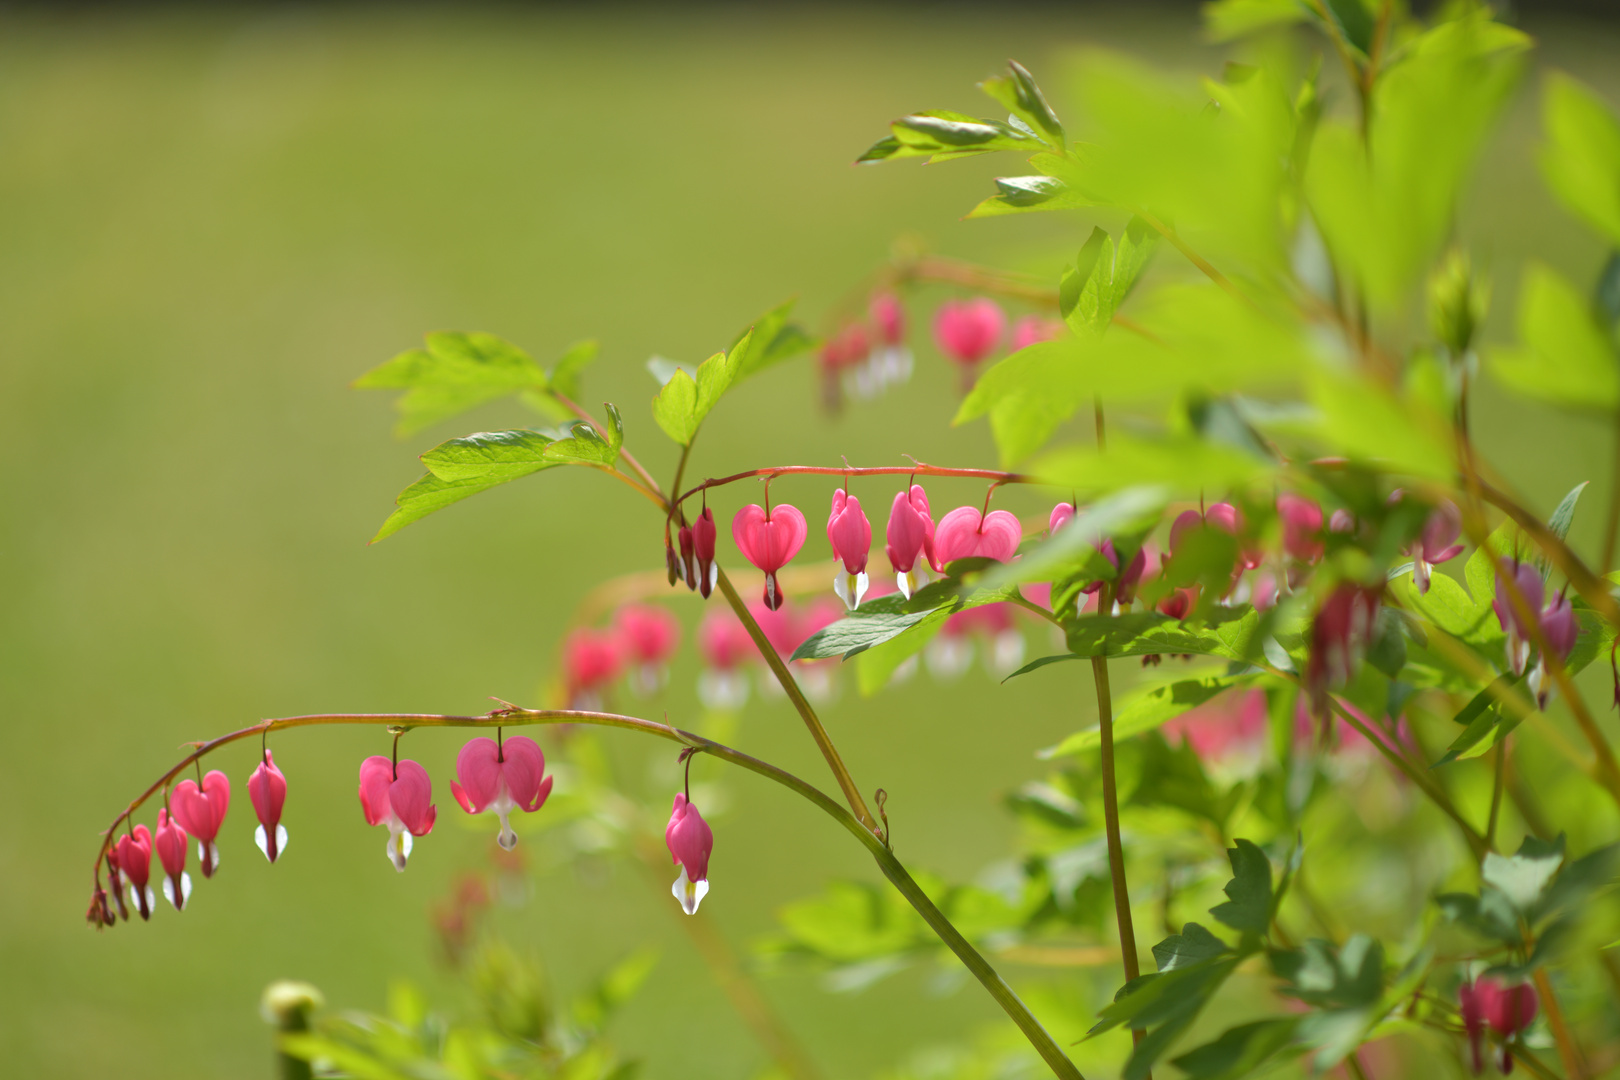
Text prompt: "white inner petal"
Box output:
[[671, 865, 710, 915]]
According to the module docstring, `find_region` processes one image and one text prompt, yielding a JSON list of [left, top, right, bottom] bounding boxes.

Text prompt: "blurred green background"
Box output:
[[3, 4, 1619, 1078]]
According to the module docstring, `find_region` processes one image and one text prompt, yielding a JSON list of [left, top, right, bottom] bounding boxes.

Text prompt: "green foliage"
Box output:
[[791, 579, 1017, 661], [1041, 674, 1256, 757], [650, 301, 811, 446], [356, 332, 598, 436], [1058, 219, 1157, 337], [1490, 262, 1620, 411], [276, 943, 652, 1080], [1539, 72, 1620, 246]]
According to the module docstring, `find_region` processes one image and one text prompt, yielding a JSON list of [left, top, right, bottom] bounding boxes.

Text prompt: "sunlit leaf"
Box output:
[[1539, 72, 1620, 245], [356, 331, 552, 436], [1489, 263, 1619, 411]]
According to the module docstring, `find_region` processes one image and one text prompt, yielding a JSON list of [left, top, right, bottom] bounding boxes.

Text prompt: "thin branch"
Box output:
[[713, 567, 878, 834], [676, 463, 1033, 509], [1531, 967, 1586, 1079], [90, 706, 1084, 1080]]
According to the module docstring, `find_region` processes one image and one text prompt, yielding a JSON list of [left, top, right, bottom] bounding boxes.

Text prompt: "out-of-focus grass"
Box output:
[[1, 5, 1617, 1079]]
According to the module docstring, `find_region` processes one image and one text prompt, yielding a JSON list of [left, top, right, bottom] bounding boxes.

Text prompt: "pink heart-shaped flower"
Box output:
[[934, 507, 1022, 565], [732, 503, 808, 573]]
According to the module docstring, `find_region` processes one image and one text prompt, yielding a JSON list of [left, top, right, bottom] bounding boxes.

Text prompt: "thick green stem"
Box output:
[[1091, 587, 1145, 1054], [93, 707, 1081, 1079], [713, 565, 878, 833]]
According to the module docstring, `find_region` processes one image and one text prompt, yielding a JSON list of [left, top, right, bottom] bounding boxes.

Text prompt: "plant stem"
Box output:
[[677, 463, 1033, 509], [1486, 739, 1506, 852], [1531, 968, 1585, 1079], [1090, 587, 1145, 1053], [1134, 210, 1251, 310], [91, 706, 1083, 1079], [713, 566, 878, 833], [632, 835, 824, 1080], [551, 391, 662, 496]]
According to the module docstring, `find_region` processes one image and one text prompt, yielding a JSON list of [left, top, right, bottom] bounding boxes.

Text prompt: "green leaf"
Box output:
[[376, 429, 563, 542], [727, 300, 812, 382], [1210, 839, 1273, 936], [356, 331, 551, 436], [1065, 607, 1263, 663], [1059, 218, 1158, 338], [1132, 734, 1236, 828], [1152, 922, 1231, 972], [853, 619, 943, 695], [957, 284, 1313, 467], [651, 365, 702, 445], [1401, 573, 1500, 648], [1539, 72, 1620, 246], [1171, 1018, 1300, 1080], [1489, 262, 1620, 411], [967, 175, 1090, 218], [1203, 0, 1309, 41], [542, 420, 618, 466], [1042, 675, 1254, 757], [1091, 957, 1243, 1080], [793, 586, 1015, 661], [1272, 935, 1385, 1008], [890, 110, 1043, 161], [1432, 675, 1530, 767], [1305, 15, 1528, 308], [1483, 834, 1567, 913], [979, 60, 1064, 146], [1305, 370, 1455, 481], [1541, 480, 1589, 581]]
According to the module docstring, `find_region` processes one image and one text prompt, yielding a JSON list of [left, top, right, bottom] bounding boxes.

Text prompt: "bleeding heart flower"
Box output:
[[872, 293, 905, 346], [1304, 584, 1382, 717], [358, 756, 437, 872], [616, 603, 681, 694], [697, 607, 754, 710], [665, 792, 714, 915], [1277, 494, 1324, 563], [1492, 560, 1546, 677], [1408, 500, 1465, 594], [827, 489, 873, 610], [104, 847, 130, 923], [732, 502, 808, 610], [115, 825, 155, 922], [934, 506, 1021, 566], [933, 298, 1005, 366], [885, 484, 937, 598], [249, 750, 289, 863], [451, 736, 554, 851], [171, 770, 230, 878], [676, 523, 697, 589], [154, 808, 191, 911], [1461, 977, 1538, 1075], [564, 627, 624, 708], [692, 507, 719, 598]]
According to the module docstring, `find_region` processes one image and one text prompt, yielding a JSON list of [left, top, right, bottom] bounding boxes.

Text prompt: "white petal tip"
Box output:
[[671, 867, 710, 914]]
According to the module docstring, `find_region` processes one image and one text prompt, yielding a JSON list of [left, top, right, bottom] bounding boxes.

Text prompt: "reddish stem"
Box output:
[[678, 464, 1033, 508]]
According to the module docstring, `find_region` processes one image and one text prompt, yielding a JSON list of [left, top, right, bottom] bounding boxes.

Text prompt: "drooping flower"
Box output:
[[676, 523, 697, 589], [732, 501, 808, 610], [1304, 584, 1383, 716], [564, 627, 624, 708], [933, 298, 1005, 367], [822, 323, 875, 403], [827, 489, 873, 610], [616, 603, 682, 694], [1167, 502, 1249, 592], [249, 750, 289, 863], [692, 507, 718, 599], [1405, 498, 1465, 594], [665, 792, 715, 915], [1460, 977, 1538, 1075], [885, 484, 937, 599], [115, 825, 155, 922], [934, 506, 1022, 566], [1011, 315, 1063, 350], [451, 736, 553, 851], [1277, 494, 1324, 563], [869, 293, 914, 388], [154, 808, 190, 911], [171, 769, 230, 878], [358, 756, 438, 872], [697, 607, 754, 710], [1492, 560, 1546, 677], [105, 847, 130, 922], [1049, 501, 1075, 535]]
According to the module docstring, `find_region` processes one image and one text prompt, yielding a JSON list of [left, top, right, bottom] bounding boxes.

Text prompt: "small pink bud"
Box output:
[[1492, 560, 1545, 676], [697, 608, 754, 710], [666, 793, 715, 914], [1305, 584, 1382, 716], [693, 508, 718, 598], [819, 323, 870, 372], [114, 825, 155, 922], [105, 848, 130, 922], [677, 524, 698, 590], [1329, 509, 1356, 534], [1049, 501, 1076, 535], [249, 751, 288, 863], [358, 756, 437, 872], [1277, 494, 1324, 563], [933, 298, 1005, 366], [934, 506, 1021, 566], [171, 770, 230, 878], [1461, 977, 1538, 1075], [732, 502, 809, 611], [827, 489, 873, 610], [451, 736, 553, 851], [885, 485, 937, 598], [154, 808, 191, 911], [615, 603, 682, 683], [1540, 593, 1578, 663], [871, 293, 905, 346]]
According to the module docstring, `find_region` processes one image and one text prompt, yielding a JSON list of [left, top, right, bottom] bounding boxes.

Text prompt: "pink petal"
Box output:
[[1049, 502, 1075, 535], [357, 755, 395, 827], [452, 738, 502, 813], [976, 510, 1022, 563], [389, 759, 436, 836], [249, 752, 286, 831], [933, 506, 984, 565], [499, 736, 548, 811]]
